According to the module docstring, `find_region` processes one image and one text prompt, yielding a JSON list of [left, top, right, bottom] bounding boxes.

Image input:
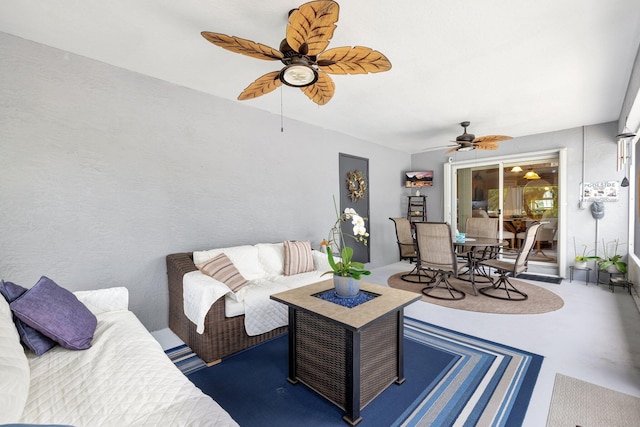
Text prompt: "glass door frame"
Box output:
[[455, 162, 504, 237], [443, 148, 568, 276]]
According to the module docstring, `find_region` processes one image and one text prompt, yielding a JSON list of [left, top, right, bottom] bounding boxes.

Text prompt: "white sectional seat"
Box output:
[[0, 280, 238, 426]]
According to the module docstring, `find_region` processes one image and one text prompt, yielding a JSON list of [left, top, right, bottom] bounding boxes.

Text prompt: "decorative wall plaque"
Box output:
[[582, 181, 619, 202]]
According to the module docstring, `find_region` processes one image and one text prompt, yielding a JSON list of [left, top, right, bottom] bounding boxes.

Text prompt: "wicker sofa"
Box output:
[[167, 242, 331, 364]]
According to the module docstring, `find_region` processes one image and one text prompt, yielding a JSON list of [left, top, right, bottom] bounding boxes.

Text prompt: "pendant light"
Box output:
[[523, 168, 540, 180]]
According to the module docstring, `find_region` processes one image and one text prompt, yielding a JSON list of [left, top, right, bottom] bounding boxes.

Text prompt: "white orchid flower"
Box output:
[[351, 215, 365, 227], [353, 224, 367, 236], [343, 208, 357, 220]]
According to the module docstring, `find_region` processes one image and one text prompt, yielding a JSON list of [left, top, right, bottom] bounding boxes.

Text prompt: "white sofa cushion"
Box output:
[[0, 295, 30, 423], [19, 309, 237, 426], [224, 294, 245, 318], [256, 243, 285, 276], [193, 245, 265, 280], [312, 249, 333, 273], [73, 287, 129, 315]]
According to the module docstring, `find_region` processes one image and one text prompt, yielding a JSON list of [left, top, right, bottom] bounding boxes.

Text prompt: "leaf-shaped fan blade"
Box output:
[[238, 71, 283, 101], [301, 72, 335, 105], [472, 135, 512, 144], [201, 32, 283, 61], [474, 142, 499, 151], [445, 146, 459, 154], [317, 46, 392, 74], [286, 0, 339, 56]]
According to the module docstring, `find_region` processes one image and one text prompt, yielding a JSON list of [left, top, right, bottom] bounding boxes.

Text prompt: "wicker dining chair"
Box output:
[[478, 222, 542, 300], [415, 222, 465, 300]]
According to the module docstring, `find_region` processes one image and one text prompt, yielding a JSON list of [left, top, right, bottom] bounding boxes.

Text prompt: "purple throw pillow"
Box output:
[[10, 276, 97, 351], [0, 279, 58, 356], [0, 279, 27, 301]]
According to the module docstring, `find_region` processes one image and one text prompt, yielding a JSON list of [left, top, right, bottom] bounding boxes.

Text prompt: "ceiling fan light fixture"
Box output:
[[523, 169, 540, 180], [510, 166, 523, 173], [457, 146, 474, 152], [279, 63, 318, 87]]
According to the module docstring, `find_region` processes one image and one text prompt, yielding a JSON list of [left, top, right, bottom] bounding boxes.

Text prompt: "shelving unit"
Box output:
[[597, 269, 634, 294], [407, 196, 427, 223]]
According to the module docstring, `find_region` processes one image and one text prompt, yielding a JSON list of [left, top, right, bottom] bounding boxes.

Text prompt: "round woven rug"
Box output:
[[388, 272, 564, 314]]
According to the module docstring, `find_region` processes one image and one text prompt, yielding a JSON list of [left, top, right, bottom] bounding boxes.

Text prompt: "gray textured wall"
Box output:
[[0, 32, 411, 331]]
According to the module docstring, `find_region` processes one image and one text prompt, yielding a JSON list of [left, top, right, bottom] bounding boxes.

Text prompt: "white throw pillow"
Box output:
[[193, 245, 265, 280], [312, 250, 333, 273], [256, 243, 285, 277], [0, 295, 30, 423], [74, 287, 129, 315]]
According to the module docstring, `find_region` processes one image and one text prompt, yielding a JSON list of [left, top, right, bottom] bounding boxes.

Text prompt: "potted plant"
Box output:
[[321, 197, 370, 297], [597, 238, 627, 274], [573, 238, 598, 269]]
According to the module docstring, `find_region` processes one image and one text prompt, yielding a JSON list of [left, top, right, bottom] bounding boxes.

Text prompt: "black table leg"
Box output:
[[396, 309, 406, 384], [286, 307, 298, 384], [343, 329, 362, 425]]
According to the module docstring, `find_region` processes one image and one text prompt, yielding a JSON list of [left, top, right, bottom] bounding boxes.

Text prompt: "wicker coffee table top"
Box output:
[[271, 280, 420, 331]]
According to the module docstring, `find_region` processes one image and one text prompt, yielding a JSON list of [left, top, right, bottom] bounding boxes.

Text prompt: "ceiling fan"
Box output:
[[201, 0, 392, 105], [444, 121, 512, 154]]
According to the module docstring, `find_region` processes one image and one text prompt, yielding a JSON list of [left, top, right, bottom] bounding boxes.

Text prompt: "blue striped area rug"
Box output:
[[188, 317, 542, 426], [401, 318, 542, 426], [165, 344, 207, 375]]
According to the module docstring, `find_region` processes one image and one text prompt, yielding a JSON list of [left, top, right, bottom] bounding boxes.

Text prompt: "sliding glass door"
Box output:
[[445, 150, 566, 276], [456, 163, 502, 235]]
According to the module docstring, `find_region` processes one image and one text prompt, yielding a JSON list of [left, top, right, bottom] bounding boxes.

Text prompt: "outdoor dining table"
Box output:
[[453, 237, 508, 295]]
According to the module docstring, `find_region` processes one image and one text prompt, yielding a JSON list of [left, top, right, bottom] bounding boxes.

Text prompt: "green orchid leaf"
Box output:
[[350, 261, 365, 270], [340, 246, 354, 265], [615, 261, 627, 274], [326, 247, 337, 268]]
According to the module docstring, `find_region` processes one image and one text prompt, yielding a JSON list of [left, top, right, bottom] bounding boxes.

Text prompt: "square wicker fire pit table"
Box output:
[[270, 280, 420, 425]]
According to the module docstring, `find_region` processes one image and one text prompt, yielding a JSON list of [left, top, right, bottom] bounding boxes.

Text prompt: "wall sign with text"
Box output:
[[582, 181, 619, 202]]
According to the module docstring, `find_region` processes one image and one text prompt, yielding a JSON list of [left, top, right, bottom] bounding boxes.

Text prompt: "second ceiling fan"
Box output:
[[445, 121, 512, 154]]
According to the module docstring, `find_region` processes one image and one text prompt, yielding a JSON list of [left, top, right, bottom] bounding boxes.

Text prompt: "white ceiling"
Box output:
[[1, 0, 639, 153]]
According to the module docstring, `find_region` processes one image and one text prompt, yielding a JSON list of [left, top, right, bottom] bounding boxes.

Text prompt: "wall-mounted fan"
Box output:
[[445, 121, 512, 154], [201, 0, 392, 105]]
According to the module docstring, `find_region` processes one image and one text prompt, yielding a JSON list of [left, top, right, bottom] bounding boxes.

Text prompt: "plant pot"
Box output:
[[574, 261, 588, 269], [333, 275, 361, 297], [606, 264, 621, 274]]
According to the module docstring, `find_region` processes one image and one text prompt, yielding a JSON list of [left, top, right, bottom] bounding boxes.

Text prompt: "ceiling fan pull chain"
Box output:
[[280, 86, 284, 133]]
